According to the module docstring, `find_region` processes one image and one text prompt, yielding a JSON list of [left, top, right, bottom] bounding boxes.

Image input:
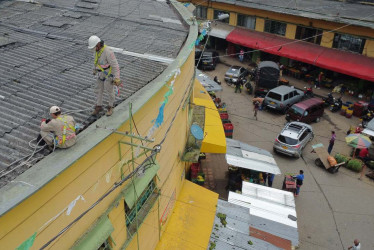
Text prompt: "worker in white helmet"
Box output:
[[88, 35, 121, 116], [39, 106, 77, 149]]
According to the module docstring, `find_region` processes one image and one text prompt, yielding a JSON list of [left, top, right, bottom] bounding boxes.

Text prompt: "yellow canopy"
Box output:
[[193, 79, 226, 154], [156, 180, 218, 250]]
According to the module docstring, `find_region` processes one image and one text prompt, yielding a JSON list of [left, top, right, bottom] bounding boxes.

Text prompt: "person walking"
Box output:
[[88, 35, 121, 116], [234, 80, 242, 93], [348, 239, 361, 250], [328, 131, 336, 154], [39, 106, 76, 149], [293, 170, 304, 196], [239, 49, 244, 62], [315, 71, 323, 89], [267, 173, 275, 187], [253, 101, 260, 120]]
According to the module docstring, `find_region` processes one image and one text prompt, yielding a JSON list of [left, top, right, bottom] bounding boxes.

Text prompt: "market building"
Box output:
[[0, 0, 226, 249], [181, 0, 374, 100]]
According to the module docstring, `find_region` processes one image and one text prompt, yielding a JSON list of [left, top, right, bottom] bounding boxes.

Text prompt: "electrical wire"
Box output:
[[39, 149, 159, 249]]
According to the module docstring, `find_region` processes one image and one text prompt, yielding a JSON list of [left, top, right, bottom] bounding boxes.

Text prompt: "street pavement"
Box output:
[[199, 56, 374, 250]]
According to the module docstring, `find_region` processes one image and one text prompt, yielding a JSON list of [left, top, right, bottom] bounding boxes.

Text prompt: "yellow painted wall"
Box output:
[[285, 24, 297, 39], [0, 52, 196, 249], [229, 12, 237, 26], [363, 39, 374, 58], [320, 31, 335, 48], [255, 18, 265, 32]]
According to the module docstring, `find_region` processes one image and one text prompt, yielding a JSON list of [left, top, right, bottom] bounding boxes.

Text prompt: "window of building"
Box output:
[[71, 216, 114, 250], [213, 10, 229, 23], [125, 178, 159, 237], [333, 33, 366, 54], [98, 239, 113, 250], [295, 26, 322, 44], [194, 6, 207, 19], [237, 14, 256, 29], [264, 20, 286, 36]]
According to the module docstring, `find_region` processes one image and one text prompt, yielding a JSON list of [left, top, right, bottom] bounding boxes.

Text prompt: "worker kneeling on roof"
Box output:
[[88, 35, 121, 116], [39, 106, 76, 149]]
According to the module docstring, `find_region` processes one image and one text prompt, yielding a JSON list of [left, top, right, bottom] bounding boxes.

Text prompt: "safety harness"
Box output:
[[55, 115, 76, 146], [94, 45, 112, 79]]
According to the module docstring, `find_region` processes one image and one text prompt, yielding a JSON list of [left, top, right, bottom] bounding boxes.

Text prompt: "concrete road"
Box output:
[[201, 59, 374, 250]]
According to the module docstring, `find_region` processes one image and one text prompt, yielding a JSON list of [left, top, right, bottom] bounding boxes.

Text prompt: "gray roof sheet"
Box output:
[[209, 199, 282, 250], [0, 0, 187, 188], [211, 0, 374, 31]]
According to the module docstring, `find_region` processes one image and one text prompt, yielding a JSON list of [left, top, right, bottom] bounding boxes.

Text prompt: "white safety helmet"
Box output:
[[50, 106, 61, 114], [88, 35, 101, 49]]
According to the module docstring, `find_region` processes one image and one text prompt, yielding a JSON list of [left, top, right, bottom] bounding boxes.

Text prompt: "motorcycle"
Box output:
[[304, 86, 314, 98], [322, 93, 334, 107], [361, 110, 373, 128], [330, 97, 342, 112], [213, 76, 221, 85]]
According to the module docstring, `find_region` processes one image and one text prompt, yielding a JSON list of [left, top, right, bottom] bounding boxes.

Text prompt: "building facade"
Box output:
[[183, 0, 374, 88], [0, 1, 222, 249]]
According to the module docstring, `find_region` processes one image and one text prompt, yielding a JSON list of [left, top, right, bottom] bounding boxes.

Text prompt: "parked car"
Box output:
[[286, 97, 324, 123], [195, 50, 219, 70], [224, 66, 249, 84], [263, 86, 304, 113], [254, 61, 280, 97], [273, 122, 314, 158]]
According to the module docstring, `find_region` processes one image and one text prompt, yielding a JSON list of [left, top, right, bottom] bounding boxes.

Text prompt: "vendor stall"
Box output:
[[225, 138, 281, 192]]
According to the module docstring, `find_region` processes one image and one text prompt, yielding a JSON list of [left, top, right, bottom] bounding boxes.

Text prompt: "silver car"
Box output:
[[224, 66, 248, 84], [273, 122, 314, 158], [263, 86, 304, 113]]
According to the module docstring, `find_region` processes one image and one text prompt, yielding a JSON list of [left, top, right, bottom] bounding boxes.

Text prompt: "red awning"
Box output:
[[226, 28, 374, 82]]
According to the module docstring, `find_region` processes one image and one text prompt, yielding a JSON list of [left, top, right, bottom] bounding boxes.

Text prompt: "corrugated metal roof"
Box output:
[[209, 199, 282, 250], [0, 0, 188, 188], [211, 0, 374, 30], [228, 186, 299, 246], [225, 138, 281, 175]]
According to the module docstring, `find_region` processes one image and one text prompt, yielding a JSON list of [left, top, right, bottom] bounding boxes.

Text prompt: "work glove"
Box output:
[[113, 78, 122, 86], [93, 69, 97, 75]]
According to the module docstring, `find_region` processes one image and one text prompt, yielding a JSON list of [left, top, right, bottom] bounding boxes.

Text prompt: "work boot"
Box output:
[[106, 106, 113, 116], [91, 106, 103, 116]]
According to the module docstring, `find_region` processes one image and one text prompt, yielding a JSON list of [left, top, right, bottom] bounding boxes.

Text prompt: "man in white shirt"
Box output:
[[348, 239, 361, 250]]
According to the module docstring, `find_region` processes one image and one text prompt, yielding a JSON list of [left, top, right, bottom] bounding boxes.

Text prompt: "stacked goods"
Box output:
[[353, 102, 364, 117], [334, 153, 350, 164], [341, 103, 348, 116], [190, 163, 200, 179], [327, 156, 337, 166], [220, 112, 229, 120], [346, 159, 363, 172], [223, 123, 234, 138], [346, 108, 353, 118]]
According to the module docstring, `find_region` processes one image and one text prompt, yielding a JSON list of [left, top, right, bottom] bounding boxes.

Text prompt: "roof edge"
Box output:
[[0, 0, 198, 217]]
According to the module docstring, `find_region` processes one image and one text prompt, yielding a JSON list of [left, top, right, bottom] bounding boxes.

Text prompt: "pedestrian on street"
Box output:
[[293, 170, 304, 196], [315, 71, 323, 89], [253, 101, 260, 120], [39, 106, 76, 150], [88, 35, 121, 116], [348, 239, 361, 250], [358, 147, 369, 181], [234, 80, 242, 93], [239, 49, 244, 62], [328, 131, 336, 154], [267, 173, 275, 187]]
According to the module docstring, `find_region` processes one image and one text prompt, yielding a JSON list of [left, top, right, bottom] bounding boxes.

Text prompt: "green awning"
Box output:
[[123, 162, 160, 209], [71, 215, 114, 250]]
